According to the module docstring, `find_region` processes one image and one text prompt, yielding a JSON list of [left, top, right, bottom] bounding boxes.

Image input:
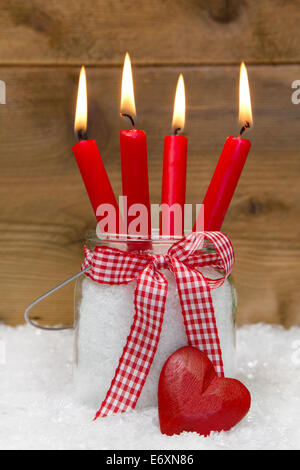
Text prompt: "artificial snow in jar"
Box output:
[[73, 231, 237, 409]]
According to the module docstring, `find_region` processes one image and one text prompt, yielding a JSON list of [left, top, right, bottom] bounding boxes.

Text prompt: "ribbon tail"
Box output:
[[170, 257, 224, 377], [94, 263, 168, 419]]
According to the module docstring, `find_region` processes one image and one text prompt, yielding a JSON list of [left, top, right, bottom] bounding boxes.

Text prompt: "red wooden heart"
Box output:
[[158, 346, 251, 436]]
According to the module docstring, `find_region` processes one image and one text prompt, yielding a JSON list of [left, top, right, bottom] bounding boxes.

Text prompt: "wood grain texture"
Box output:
[[0, 64, 299, 327], [0, 0, 300, 65]]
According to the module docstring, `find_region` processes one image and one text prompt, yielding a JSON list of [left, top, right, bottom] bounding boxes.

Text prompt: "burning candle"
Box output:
[[120, 53, 151, 237], [194, 62, 253, 232], [72, 66, 119, 233], [160, 74, 187, 237]]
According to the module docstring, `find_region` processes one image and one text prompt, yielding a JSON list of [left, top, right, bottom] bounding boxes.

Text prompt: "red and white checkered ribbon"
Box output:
[[81, 231, 234, 420]]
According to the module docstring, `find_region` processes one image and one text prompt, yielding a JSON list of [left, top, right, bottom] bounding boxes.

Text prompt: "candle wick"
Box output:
[[239, 121, 250, 137], [76, 128, 88, 141], [120, 113, 135, 128], [174, 127, 181, 135]]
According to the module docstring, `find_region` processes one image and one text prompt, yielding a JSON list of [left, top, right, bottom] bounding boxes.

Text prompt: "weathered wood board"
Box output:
[[0, 1, 300, 65]]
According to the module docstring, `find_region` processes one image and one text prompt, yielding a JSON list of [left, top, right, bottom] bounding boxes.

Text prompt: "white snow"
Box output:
[[0, 323, 299, 450]]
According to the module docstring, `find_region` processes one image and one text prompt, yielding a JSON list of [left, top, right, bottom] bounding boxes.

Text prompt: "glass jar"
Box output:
[[73, 231, 237, 410]]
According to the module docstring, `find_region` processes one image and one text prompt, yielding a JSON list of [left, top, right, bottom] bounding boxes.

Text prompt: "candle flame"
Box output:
[[120, 53, 136, 119], [239, 62, 253, 126], [74, 66, 87, 134], [172, 74, 185, 132]]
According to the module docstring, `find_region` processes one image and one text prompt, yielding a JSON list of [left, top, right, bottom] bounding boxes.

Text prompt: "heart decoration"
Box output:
[[158, 346, 251, 436]]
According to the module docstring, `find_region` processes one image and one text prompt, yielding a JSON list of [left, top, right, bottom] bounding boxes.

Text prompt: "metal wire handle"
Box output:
[[24, 265, 92, 331]]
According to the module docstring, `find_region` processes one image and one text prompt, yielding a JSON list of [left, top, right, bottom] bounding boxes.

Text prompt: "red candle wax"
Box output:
[[120, 128, 151, 236], [160, 134, 187, 236], [194, 136, 251, 232], [72, 139, 119, 232]]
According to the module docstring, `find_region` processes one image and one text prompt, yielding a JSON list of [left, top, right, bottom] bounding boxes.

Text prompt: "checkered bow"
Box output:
[[81, 231, 234, 420]]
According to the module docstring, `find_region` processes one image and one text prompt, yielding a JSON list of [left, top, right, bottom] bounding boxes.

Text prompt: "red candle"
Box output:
[[197, 136, 251, 231], [120, 129, 151, 236], [73, 66, 119, 233], [194, 62, 253, 232], [161, 74, 187, 236], [120, 53, 151, 237]]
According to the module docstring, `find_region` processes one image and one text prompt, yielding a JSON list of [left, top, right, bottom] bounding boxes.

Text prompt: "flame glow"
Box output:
[[239, 62, 253, 125], [120, 53, 136, 118], [172, 74, 185, 132], [74, 66, 87, 134]]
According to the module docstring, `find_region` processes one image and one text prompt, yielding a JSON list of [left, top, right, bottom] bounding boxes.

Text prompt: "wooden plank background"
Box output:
[[0, 0, 300, 327]]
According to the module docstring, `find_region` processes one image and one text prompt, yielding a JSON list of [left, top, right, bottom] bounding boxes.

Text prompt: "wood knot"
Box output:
[[31, 10, 54, 34], [248, 198, 263, 215], [207, 0, 240, 23]]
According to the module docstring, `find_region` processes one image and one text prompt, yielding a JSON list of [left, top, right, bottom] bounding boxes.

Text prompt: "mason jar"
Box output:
[[73, 231, 237, 410]]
